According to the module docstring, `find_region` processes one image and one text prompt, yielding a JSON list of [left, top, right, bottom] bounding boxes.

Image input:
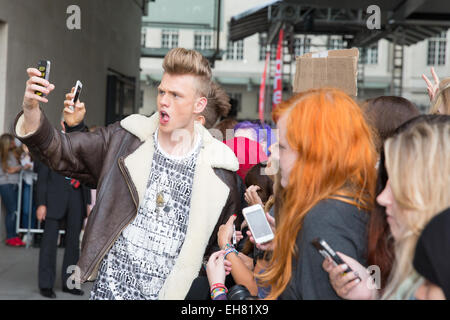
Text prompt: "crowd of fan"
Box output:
[[1, 65, 449, 300]]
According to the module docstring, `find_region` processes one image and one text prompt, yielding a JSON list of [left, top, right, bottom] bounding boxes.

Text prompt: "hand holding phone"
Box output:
[[34, 60, 51, 97], [63, 82, 86, 127], [242, 204, 274, 245], [311, 238, 361, 280], [69, 80, 83, 111], [24, 60, 53, 104]]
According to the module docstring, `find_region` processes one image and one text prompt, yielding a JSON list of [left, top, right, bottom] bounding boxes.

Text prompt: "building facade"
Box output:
[[140, 0, 448, 118], [0, 0, 144, 134], [0, 0, 144, 240]]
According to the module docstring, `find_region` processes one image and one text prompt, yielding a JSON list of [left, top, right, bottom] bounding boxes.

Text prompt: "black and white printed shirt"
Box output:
[[90, 130, 202, 300]]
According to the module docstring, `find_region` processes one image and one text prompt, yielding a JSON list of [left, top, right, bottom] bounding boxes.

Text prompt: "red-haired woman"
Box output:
[[255, 88, 377, 299]]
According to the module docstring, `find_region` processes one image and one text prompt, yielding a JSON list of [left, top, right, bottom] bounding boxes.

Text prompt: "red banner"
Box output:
[[258, 51, 270, 123], [272, 28, 284, 110]]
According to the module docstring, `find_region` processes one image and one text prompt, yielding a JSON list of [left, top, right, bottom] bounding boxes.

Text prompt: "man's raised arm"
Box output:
[[20, 68, 56, 135]]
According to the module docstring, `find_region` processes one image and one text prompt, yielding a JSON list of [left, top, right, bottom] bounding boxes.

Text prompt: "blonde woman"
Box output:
[[322, 115, 450, 300]]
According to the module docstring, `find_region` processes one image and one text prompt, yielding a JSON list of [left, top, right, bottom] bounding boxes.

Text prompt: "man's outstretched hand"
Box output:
[[63, 87, 86, 127], [21, 68, 56, 134]]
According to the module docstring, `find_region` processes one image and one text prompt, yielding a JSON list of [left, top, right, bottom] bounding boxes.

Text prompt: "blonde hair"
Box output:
[[381, 120, 450, 299], [162, 47, 212, 97], [429, 78, 450, 115]]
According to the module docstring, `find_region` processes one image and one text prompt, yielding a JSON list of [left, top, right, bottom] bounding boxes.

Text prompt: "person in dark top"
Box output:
[[414, 207, 450, 300], [251, 88, 377, 300], [35, 114, 91, 299]]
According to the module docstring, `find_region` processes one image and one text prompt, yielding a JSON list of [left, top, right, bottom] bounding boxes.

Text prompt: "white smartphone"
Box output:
[[70, 80, 83, 111], [242, 204, 274, 244]]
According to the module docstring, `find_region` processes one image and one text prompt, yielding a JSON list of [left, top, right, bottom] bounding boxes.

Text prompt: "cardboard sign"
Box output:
[[293, 48, 359, 97]]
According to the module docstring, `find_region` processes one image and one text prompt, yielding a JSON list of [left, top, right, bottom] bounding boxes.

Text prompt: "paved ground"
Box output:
[[0, 242, 93, 300]]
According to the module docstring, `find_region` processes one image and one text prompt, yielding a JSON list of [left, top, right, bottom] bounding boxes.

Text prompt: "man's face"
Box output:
[[157, 73, 205, 135]]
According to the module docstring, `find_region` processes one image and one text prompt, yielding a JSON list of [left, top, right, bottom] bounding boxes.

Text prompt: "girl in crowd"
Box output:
[[362, 96, 420, 288], [0, 134, 27, 246], [253, 88, 377, 299], [323, 116, 450, 300], [361, 96, 420, 154]]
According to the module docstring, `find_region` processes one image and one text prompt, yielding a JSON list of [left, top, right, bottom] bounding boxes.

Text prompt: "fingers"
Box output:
[[25, 75, 55, 103], [66, 92, 75, 101], [329, 263, 358, 290], [27, 68, 42, 78], [235, 231, 243, 242], [29, 83, 50, 96], [225, 214, 237, 226], [224, 259, 232, 275], [208, 250, 224, 264], [64, 99, 85, 115], [24, 90, 49, 104], [322, 257, 333, 272], [28, 75, 50, 88], [422, 74, 432, 88], [340, 277, 361, 297], [431, 67, 440, 84]]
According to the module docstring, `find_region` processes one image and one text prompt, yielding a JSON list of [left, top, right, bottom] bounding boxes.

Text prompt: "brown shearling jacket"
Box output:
[[15, 111, 242, 299]]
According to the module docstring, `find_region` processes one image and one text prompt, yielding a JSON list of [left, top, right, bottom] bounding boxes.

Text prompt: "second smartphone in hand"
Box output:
[[70, 80, 83, 111]]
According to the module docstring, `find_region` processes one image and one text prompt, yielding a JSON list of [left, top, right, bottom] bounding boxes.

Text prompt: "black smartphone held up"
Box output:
[[35, 60, 51, 97], [70, 80, 83, 111], [311, 238, 361, 280]]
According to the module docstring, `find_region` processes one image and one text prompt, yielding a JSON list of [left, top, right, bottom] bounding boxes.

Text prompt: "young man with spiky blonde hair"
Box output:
[[15, 48, 241, 300]]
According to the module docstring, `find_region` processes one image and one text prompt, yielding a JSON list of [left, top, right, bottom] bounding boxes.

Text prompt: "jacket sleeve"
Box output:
[[14, 110, 120, 189]]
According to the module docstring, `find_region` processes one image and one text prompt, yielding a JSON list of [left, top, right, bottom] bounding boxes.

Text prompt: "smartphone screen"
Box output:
[[243, 205, 273, 243]]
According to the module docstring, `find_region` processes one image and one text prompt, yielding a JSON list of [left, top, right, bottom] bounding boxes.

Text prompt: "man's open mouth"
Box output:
[[160, 110, 170, 124]]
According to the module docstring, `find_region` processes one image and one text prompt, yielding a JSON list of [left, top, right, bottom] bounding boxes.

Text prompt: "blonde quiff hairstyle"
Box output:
[[162, 48, 212, 97], [381, 120, 450, 299]]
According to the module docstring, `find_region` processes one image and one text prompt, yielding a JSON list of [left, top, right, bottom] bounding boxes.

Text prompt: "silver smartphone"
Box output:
[[242, 204, 274, 244], [70, 80, 83, 111]]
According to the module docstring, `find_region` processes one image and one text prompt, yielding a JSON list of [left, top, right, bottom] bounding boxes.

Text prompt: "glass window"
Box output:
[[328, 38, 343, 50], [161, 29, 179, 49], [294, 37, 311, 57], [226, 40, 244, 60], [367, 43, 378, 64], [194, 32, 212, 50], [427, 32, 447, 66]]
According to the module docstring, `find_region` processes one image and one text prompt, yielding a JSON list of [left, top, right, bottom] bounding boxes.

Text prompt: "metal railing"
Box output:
[[14, 170, 65, 248]]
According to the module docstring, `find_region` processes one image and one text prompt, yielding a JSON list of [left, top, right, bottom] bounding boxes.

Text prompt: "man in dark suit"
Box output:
[[35, 119, 91, 299]]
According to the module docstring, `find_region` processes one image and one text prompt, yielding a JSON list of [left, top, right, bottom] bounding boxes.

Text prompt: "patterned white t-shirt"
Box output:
[[90, 130, 202, 300]]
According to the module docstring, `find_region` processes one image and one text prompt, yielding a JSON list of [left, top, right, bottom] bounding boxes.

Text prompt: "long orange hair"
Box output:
[[259, 88, 377, 299]]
